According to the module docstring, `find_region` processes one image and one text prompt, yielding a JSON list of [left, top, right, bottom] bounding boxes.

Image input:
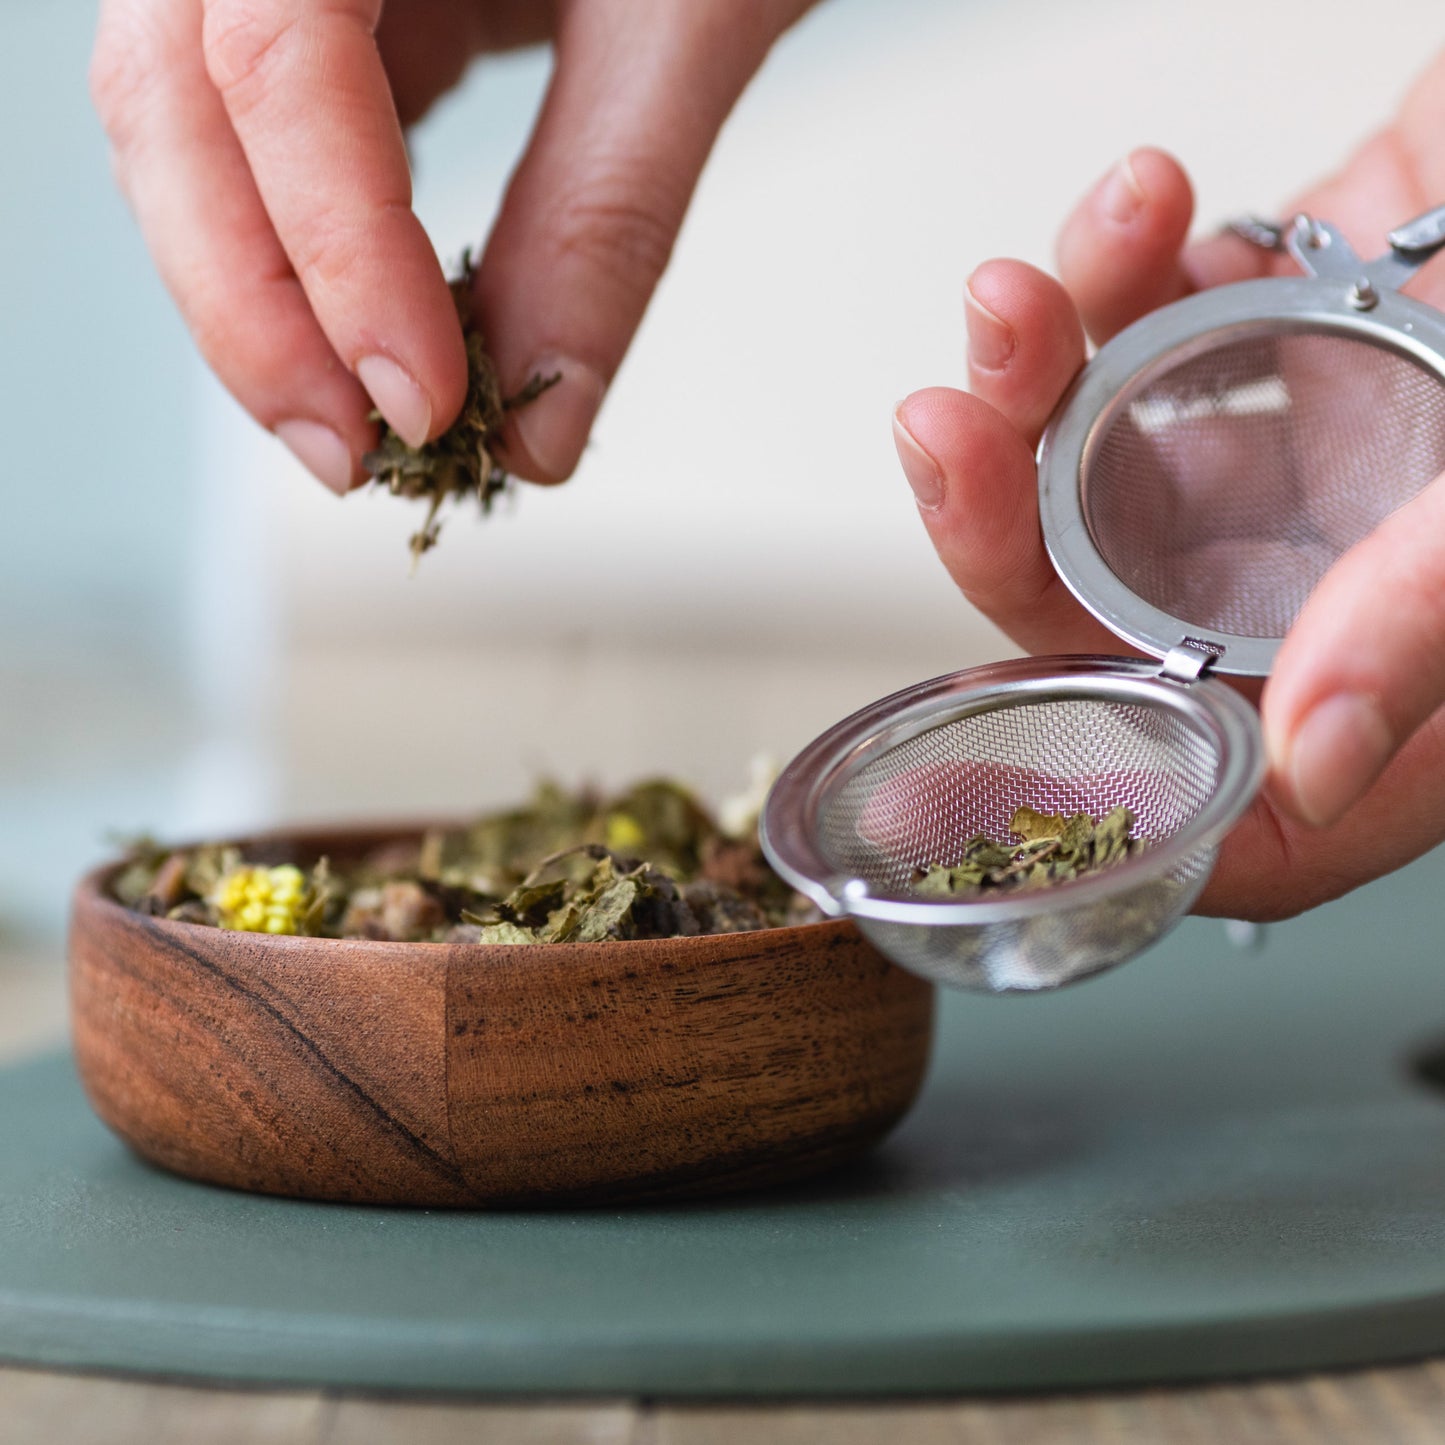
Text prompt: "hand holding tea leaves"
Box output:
[[891, 47, 1445, 923], [91, 0, 815, 496]]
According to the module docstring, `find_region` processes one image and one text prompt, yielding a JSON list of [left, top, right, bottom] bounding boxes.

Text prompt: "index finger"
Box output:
[[202, 0, 465, 445]]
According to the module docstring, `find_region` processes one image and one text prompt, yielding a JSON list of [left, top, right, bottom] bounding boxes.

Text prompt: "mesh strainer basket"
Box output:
[[762, 206, 1445, 993]]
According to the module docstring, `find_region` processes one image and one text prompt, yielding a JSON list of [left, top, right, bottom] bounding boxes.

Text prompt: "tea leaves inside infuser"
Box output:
[[911, 805, 1146, 899], [815, 696, 1217, 901]]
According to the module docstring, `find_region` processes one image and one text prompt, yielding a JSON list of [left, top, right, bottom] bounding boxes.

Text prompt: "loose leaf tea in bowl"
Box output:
[[912, 805, 1145, 898], [362, 251, 559, 566], [113, 779, 819, 944]]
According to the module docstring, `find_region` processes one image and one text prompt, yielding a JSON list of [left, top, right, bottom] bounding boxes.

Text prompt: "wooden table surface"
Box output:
[[5, 948, 1445, 1444]]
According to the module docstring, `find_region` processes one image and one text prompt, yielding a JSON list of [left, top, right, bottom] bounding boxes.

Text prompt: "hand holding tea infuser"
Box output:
[[888, 57, 1445, 932], [763, 56, 1445, 993], [89, 0, 813, 495]]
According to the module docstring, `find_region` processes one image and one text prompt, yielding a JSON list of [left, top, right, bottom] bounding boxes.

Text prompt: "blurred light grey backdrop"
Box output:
[[4, 0, 1443, 944]]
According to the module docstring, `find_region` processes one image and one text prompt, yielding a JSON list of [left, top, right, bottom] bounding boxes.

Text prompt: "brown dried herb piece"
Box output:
[[339, 880, 447, 942], [913, 805, 1146, 898], [361, 251, 560, 565]]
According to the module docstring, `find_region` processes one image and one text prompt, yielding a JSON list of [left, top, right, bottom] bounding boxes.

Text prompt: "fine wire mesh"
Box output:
[[818, 696, 1218, 890], [813, 693, 1225, 991], [1083, 327, 1445, 638]]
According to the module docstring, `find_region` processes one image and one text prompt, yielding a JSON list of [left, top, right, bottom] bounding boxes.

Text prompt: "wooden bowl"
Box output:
[[68, 825, 936, 1207]]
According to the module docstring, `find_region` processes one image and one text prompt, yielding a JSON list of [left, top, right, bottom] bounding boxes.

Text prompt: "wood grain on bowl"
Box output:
[[68, 827, 935, 1207]]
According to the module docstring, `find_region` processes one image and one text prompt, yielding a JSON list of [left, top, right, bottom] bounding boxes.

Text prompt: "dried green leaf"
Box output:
[[967, 840, 1016, 870], [1091, 805, 1135, 865], [474, 921, 537, 946], [573, 877, 641, 943], [538, 902, 585, 944], [500, 879, 569, 929], [1060, 812, 1093, 854], [1009, 805, 1068, 842], [913, 865, 983, 899]]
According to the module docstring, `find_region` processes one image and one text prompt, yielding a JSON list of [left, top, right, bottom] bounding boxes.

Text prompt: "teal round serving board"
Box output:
[[6, 852, 1445, 1396]]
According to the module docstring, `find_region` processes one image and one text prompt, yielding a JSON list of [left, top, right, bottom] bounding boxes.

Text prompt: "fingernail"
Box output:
[[357, 354, 432, 448], [964, 285, 1016, 372], [1098, 155, 1147, 225], [275, 419, 354, 496], [1281, 694, 1393, 827], [892, 408, 945, 511], [507, 356, 607, 481]]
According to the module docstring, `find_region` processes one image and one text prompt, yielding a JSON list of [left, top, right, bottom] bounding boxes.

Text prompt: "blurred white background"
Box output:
[[5, 0, 1444, 945]]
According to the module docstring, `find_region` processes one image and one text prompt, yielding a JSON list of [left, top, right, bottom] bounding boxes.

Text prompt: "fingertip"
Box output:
[[276, 418, 360, 497], [893, 386, 1127, 656], [427, 335, 472, 443], [963, 260, 1086, 442], [893, 387, 1039, 556], [355, 280, 470, 448], [498, 356, 607, 485], [356, 354, 432, 449], [893, 399, 946, 512], [1120, 147, 1194, 221], [965, 258, 1074, 329], [1058, 146, 1197, 342], [896, 384, 978, 440], [1074, 146, 1194, 237], [1257, 479, 1445, 832], [896, 386, 1025, 481], [959, 262, 1028, 378], [1264, 692, 1395, 829]]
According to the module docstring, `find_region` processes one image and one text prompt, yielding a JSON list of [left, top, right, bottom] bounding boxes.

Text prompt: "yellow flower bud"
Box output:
[[212, 864, 313, 936], [605, 813, 647, 854]]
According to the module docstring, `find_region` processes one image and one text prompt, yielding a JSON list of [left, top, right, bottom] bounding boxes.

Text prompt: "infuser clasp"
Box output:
[[1159, 640, 1223, 685], [1388, 203, 1445, 257], [1228, 204, 1445, 302]]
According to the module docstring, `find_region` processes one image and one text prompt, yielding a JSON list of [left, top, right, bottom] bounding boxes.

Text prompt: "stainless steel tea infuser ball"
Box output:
[[762, 204, 1445, 995]]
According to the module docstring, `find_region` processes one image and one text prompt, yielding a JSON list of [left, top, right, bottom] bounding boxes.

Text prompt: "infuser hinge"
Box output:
[[1160, 639, 1223, 685], [1229, 204, 1445, 294]]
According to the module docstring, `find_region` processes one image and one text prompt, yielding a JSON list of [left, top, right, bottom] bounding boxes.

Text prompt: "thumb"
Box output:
[[473, 0, 798, 483], [1263, 468, 1445, 827]]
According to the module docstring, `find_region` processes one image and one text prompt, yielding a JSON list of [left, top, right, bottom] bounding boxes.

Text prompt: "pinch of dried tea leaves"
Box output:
[[362, 250, 560, 566]]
